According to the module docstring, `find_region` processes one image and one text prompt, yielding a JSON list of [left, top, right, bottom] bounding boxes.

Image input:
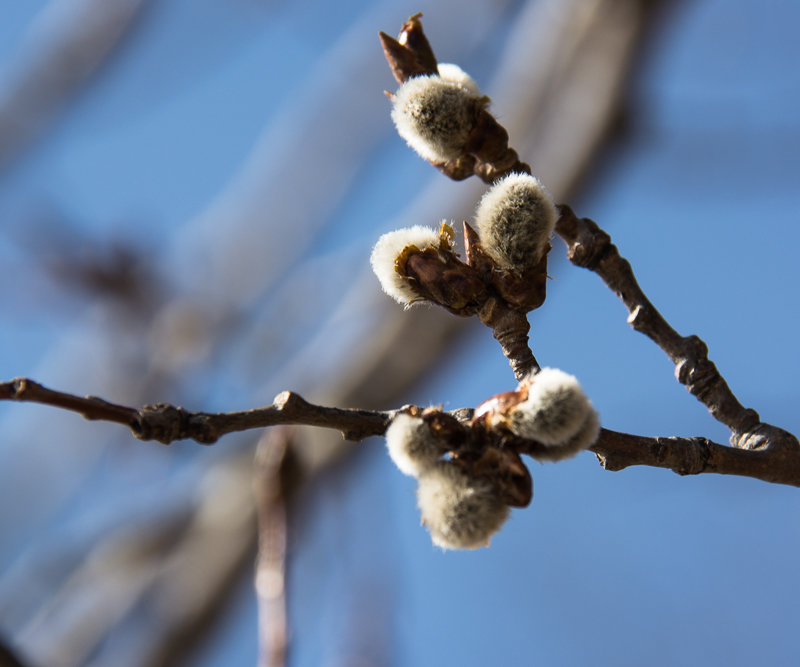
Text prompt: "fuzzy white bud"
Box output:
[[416, 461, 509, 550], [370, 225, 440, 306], [436, 63, 480, 96], [474, 173, 556, 272], [391, 73, 482, 163], [529, 404, 601, 462], [508, 367, 599, 459], [385, 413, 442, 477]]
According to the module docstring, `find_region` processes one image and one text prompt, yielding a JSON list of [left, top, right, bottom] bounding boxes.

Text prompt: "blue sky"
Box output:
[[1, 1, 799, 666]]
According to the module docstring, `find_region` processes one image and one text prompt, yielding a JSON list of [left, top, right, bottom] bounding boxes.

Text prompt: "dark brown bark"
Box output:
[[4, 378, 800, 487]]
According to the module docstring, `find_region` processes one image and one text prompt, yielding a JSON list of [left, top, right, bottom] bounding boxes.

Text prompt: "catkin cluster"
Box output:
[[378, 47, 602, 550], [385, 413, 510, 550], [370, 172, 555, 309], [384, 367, 600, 550]]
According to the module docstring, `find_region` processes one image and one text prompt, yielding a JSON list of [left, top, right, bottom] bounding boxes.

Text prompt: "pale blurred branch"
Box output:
[[254, 429, 299, 667], [0, 0, 147, 169], [11, 449, 257, 666]]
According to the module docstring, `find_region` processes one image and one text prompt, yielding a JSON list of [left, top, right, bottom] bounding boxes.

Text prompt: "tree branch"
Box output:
[[3, 377, 800, 487], [254, 429, 297, 667], [379, 14, 799, 460], [553, 205, 765, 442], [588, 429, 800, 487], [0, 378, 392, 445]]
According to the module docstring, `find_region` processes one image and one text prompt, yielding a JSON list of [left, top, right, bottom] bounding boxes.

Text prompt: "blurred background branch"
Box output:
[[1, 1, 798, 666]]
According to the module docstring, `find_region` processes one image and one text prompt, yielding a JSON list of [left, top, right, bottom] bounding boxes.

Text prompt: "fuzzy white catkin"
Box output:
[[508, 367, 598, 457], [370, 225, 440, 306], [385, 413, 442, 477], [436, 63, 480, 96], [416, 461, 509, 550], [391, 73, 480, 163], [529, 404, 601, 462], [474, 173, 556, 272]]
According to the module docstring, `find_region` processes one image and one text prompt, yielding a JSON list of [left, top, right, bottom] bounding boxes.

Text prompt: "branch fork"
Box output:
[[1, 14, 798, 493]]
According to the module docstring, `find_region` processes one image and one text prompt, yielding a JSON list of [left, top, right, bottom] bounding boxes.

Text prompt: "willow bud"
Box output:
[[390, 72, 485, 163], [508, 368, 598, 454], [436, 63, 480, 96], [385, 413, 443, 477], [416, 461, 509, 550], [474, 367, 600, 461], [371, 223, 488, 314], [370, 225, 441, 306], [474, 173, 556, 273]]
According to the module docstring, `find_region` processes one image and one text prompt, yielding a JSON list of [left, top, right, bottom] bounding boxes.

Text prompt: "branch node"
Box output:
[[273, 391, 308, 415], [12, 377, 30, 397], [656, 436, 710, 475], [132, 403, 217, 445], [733, 423, 799, 453], [555, 206, 612, 270]]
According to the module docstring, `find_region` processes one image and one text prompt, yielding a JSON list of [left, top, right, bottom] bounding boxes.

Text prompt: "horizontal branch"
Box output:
[[0, 378, 392, 445], [3, 377, 799, 487], [589, 428, 800, 487]]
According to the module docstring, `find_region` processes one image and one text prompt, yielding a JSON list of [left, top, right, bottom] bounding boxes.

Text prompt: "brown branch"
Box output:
[[553, 205, 772, 447], [3, 376, 800, 487], [477, 297, 539, 380], [378, 14, 798, 457], [0, 378, 392, 445], [588, 428, 800, 487], [1, 377, 139, 425]]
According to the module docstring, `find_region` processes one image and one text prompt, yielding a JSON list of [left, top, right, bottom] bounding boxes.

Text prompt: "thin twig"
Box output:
[[0, 378, 392, 445], [554, 205, 767, 443]]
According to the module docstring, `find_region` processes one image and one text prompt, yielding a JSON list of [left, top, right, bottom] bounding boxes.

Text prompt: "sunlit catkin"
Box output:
[[416, 461, 509, 550], [509, 368, 599, 460], [385, 413, 442, 477], [370, 225, 441, 306], [474, 173, 556, 273], [390, 72, 483, 163]]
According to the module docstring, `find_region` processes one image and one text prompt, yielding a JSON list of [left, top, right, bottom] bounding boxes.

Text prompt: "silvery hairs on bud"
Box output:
[[509, 367, 599, 456], [385, 413, 443, 477], [416, 460, 509, 550], [390, 67, 483, 163], [529, 403, 601, 462], [370, 225, 440, 306], [474, 173, 556, 272], [436, 63, 480, 96]]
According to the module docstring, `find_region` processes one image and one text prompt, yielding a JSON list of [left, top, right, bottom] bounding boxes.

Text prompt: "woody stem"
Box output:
[[478, 298, 539, 380]]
